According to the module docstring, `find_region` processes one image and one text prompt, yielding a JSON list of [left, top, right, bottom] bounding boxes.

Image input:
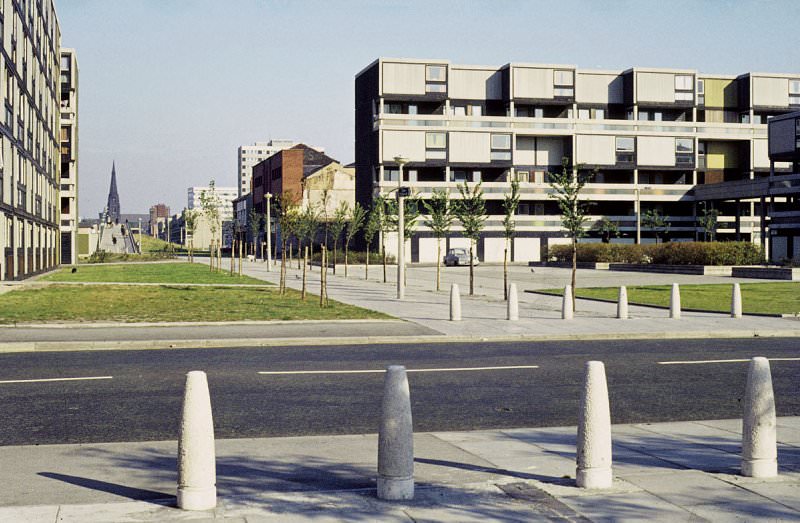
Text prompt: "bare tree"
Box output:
[[362, 203, 381, 281], [199, 180, 221, 272], [424, 189, 454, 291], [453, 182, 487, 296], [182, 208, 198, 264], [344, 202, 366, 278], [501, 179, 520, 300], [329, 201, 349, 275], [248, 207, 262, 256], [376, 194, 395, 283]]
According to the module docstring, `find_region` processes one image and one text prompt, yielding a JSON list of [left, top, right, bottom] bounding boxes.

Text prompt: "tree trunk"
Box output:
[[302, 246, 308, 300], [230, 240, 235, 275], [344, 244, 349, 278], [503, 245, 508, 300], [333, 242, 337, 275], [469, 240, 475, 296], [309, 243, 314, 271], [382, 238, 387, 283], [238, 239, 242, 276], [571, 237, 577, 312], [209, 239, 213, 272], [435, 239, 441, 291], [319, 246, 326, 308], [280, 239, 287, 294], [365, 245, 370, 280]]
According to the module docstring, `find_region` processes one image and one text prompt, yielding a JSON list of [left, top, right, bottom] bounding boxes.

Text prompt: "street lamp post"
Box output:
[[635, 187, 641, 245], [265, 193, 273, 271], [394, 156, 409, 300]]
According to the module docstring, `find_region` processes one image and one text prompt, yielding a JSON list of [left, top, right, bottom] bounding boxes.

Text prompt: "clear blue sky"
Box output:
[[59, 0, 800, 216]]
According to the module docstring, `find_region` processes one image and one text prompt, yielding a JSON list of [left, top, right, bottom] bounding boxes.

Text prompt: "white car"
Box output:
[[444, 248, 478, 266]]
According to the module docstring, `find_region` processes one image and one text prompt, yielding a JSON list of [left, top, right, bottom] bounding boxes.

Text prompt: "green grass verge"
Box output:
[[0, 284, 388, 324], [537, 282, 800, 315], [42, 263, 267, 285]]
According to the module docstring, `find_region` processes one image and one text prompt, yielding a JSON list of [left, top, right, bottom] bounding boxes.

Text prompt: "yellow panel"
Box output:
[[703, 79, 737, 108], [706, 142, 739, 169]]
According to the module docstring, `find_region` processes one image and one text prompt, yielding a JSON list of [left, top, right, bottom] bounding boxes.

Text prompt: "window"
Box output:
[[653, 112, 663, 121], [592, 108, 605, 120], [453, 105, 466, 116], [384, 103, 402, 114], [554, 87, 574, 97], [638, 111, 649, 121], [491, 134, 511, 149], [534, 107, 544, 118], [426, 65, 446, 82], [554, 70, 574, 86], [451, 170, 467, 182], [676, 138, 693, 153], [426, 132, 446, 149], [578, 108, 590, 120], [383, 168, 399, 182], [790, 80, 800, 94], [675, 75, 693, 91], [468, 104, 482, 117], [615, 137, 635, 163], [425, 83, 446, 93], [697, 79, 705, 95], [675, 92, 694, 101], [408, 104, 418, 115]]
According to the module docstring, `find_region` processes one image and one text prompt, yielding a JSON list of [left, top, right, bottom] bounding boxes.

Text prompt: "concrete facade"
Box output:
[[187, 185, 237, 222], [355, 58, 800, 263], [59, 48, 78, 265], [0, 0, 62, 280], [237, 139, 323, 197]]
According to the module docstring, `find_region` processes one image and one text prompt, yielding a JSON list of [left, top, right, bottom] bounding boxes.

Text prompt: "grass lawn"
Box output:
[[537, 282, 800, 315], [0, 284, 388, 324], [42, 263, 266, 285]]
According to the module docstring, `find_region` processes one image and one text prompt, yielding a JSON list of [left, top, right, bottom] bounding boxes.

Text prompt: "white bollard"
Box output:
[[742, 357, 777, 478], [507, 283, 519, 321], [731, 283, 742, 319], [617, 286, 628, 320], [576, 361, 613, 489], [562, 285, 573, 320], [378, 365, 414, 500], [669, 283, 681, 319], [177, 371, 217, 510], [450, 283, 461, 321]]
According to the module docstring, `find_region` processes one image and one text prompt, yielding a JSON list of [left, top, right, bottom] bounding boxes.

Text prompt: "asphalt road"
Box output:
[[0, 338, 797, 446]]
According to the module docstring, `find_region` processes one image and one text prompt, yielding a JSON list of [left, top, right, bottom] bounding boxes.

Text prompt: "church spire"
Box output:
[[106, 161, 120, 223]]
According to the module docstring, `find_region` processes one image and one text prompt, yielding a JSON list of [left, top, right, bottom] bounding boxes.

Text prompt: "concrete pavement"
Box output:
[[0, 417, 797, 521]]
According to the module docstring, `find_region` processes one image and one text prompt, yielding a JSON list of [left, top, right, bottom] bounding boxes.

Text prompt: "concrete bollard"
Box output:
[[577, 361, 613, 489], [669, 283, 681, 319], [177, 371, 217, 510], [507, 283, 519, 321], [378, 365, 414, 500], [617, 286, 628, 320], [731, 283, 742, 319], [742, 357, 778, 478], [450, 283, 461, 321], [562, 285, 573, 320]]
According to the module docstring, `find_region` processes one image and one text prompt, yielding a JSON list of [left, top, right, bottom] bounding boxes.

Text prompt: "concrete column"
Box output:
[[742, 357, 777, 478], [562, 285, 573, 320], [617, 286, 628, 320], [177, 371, 217, 510], [378, 365, 414, 500], [669, 283, 681, 319], [450, 283, 461, 321], [576, 361, 613, 489], [731, 283, 742, 319], [507, 283, 519, 321]]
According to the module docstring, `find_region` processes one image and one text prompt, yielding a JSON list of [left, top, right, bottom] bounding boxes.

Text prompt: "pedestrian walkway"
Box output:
[[1, 417, 797, 521]]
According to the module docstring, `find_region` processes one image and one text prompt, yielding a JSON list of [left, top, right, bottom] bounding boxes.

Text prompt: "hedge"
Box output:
[[548, 242, 763, 266]]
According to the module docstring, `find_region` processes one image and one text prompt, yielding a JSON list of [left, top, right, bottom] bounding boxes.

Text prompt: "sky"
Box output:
[[58, 0, 800, 217]]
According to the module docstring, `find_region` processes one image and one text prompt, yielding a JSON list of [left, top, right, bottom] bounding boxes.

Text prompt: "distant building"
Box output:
[[59, 49, 79, 265], [105, 163, 121, 223], [238, 140, 324, 197], [187, 186, 238, 222], [149, 204, 170, 237]]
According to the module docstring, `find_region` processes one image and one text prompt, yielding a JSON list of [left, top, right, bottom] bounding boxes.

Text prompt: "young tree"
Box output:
[[423, 189, 455, 291], [376, 195, 396, 283], [182, 208, 198, 264], [329, 201, 349, 275], [274, 193, 299, 294], [298, 204, 320, 270], [501, 179, 520, 300], [642, 208, 671, 243], [248, 207, 262, 256], [344, 202, 366, 278], [400, 193, 421, 286], [698, 205, 719, 242], [548, 160, 594, 312], [199, 180, 221, 272], [594, 216, 620, 244], [453, 181, 487, 296], [362, 203, 381, 281]]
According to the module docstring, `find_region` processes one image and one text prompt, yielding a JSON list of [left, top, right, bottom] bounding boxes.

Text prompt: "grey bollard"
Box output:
[[507, 283, 519, 321], [177, 371, 217, 510], [378, 365, 414, 500], [562, 284, 573, 320], [450, 283, 461, 321], [742, 357, 777, 478], [617, 286, 628, 320], [669, 283, 681, 319], [577, 361, 613, 489], [731, 283, 742, 319]]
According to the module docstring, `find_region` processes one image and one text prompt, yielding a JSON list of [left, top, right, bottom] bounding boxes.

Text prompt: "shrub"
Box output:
[[310, 250, 393, 264], [549, 242, 763, 266]]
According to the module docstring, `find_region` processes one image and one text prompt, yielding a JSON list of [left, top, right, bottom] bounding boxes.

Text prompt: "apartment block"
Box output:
[[0, 0, 62, 279], [237, 139, 323, 197], [59, 48, 77, 264], [187, 185, 237, 222], [148, 202, 169, 237], [355, 58, 800, 263]]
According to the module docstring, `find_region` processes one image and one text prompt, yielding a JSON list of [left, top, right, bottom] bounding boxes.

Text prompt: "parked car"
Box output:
[[444, 248, 478, 266]]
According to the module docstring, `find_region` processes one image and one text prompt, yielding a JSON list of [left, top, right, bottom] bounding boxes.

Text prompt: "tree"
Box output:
[[248, 207, 262, 256], [501, 179, 520, 300], [400, 193, 421, 286], [453, 181, 487, 296], [594, 216, 620, 244], [548, 159, 594, 312], [182, 208, 198, 264], [698, 204, 719, 242], [298, 204, 320, 270], [199, 180, 221, 272], [362, 202, 381, 281], [423, 189, 455, 291], [329, 201, 349, 275], [376, 194, 396, 283], [344, 202, 366, 278], [642, 208, 671, 243], [274, 193, 299, 294]]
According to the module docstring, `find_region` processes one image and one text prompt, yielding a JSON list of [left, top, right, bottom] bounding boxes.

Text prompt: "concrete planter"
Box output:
[[608, 264, 732, 276], [731, 267, 800, 281]]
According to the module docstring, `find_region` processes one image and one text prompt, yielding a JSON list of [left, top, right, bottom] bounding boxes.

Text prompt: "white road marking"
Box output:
[[258, 365, 539, 375], [657, 358, 800, 365], [0, 376, 113, 384]]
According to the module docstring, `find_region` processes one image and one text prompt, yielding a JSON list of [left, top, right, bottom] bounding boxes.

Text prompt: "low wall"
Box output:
[[545, 262, 610, 270], [608, 264, 733, 276], [731, 267, 800, 281]]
